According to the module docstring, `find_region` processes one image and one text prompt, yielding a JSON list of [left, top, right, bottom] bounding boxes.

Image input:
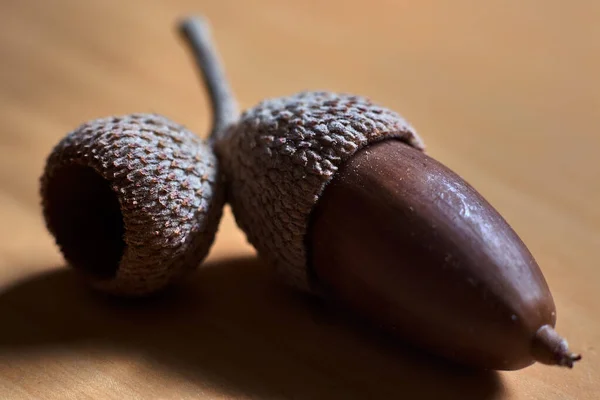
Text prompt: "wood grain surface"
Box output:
[[0, 0, 598, 399]]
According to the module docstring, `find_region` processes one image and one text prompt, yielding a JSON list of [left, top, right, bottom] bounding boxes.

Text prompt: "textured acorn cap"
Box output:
[[216, 92, 424, 290], [41, 113, 224, 296]]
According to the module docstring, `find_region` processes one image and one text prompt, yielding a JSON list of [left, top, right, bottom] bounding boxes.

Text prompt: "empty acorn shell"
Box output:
[[40, 114, 224, 296]]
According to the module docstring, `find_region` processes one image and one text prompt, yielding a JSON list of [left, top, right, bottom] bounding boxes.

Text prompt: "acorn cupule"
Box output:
[[41, 17, 240, 296], [41, 114, 225, 296]]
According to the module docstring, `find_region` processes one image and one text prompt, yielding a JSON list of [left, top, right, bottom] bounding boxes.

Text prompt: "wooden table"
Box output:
[[0, 1, 598, 398]]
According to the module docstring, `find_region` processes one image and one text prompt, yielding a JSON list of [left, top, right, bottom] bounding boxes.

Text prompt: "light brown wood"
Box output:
[[0, 0, 597, 398]]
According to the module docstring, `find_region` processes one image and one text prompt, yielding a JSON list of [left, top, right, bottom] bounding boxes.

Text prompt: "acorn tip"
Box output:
[[532, 325, 581, 368]]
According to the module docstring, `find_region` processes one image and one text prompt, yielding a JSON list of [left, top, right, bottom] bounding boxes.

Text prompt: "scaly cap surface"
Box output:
[[217, 92, 424, 290], [41, 113, 224, 295]]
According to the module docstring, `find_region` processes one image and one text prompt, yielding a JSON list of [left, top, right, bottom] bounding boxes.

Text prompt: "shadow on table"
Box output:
[[0, 257, 504, 399]]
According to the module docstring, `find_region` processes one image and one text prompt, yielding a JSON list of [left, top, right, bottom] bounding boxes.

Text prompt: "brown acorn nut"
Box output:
[[41, 19, 237, 296], [178, 17, 580, 369], [310, 140, 581, 370]]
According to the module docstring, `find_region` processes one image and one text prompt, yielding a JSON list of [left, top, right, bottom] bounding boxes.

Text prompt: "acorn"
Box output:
[[40, 20, 237, 296], [179, 17, 581, 370], [310, 140, 582, 370]]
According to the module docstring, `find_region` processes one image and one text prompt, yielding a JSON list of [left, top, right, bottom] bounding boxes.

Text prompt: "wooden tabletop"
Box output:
[[0, 1, 598, 399]]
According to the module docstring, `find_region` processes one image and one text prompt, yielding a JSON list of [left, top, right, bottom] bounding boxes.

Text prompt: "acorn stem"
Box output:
[[178, 16, 238, 140], [532, 325, 581, 368]]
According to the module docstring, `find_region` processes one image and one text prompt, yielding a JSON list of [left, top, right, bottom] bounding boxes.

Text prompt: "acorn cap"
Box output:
[[41, 113, 224, 296], [216, 92, 424, 290]]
